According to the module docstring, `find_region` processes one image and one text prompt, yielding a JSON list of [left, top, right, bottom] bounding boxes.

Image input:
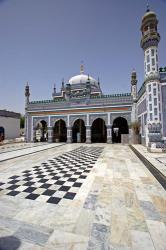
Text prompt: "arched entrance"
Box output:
[[91, 118, 107, 143], [72, 119, 86, 143], [112, 117, 129, 143], [35, 120, 48, 142], [0, 127, 5, 142], [53, 119, 67, 142]]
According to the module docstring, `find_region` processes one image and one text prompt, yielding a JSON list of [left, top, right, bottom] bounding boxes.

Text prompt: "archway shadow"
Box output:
[[112, 117, 129, 143], [91, 118, 107, 143], [72, 119, 86, 143], [0, 236, 21, 250]]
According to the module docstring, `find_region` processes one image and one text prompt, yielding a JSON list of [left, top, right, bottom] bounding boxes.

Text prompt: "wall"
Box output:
[[0, 116, 20, 139], [137, 93, 147, 138], [26, 111, 132, 142], [161, 85, 166, 138]]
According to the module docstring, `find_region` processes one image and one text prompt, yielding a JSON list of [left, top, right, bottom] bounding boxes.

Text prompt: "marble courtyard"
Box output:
[[0, 143, 166, 250]]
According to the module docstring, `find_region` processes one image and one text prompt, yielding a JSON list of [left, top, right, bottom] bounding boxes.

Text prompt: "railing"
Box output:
[[30, 99, 66, 104], [91, 93, 131, 99], [29, 92, 132, 106]]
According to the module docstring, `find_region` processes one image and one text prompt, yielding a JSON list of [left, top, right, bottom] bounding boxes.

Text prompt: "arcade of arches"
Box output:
[[33, 117, 129, 143]]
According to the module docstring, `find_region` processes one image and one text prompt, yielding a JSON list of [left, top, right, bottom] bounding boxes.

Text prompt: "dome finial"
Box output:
[[98, 77, 100, 85], [80, 61, 84, 74], [146, 2, 150, 12]]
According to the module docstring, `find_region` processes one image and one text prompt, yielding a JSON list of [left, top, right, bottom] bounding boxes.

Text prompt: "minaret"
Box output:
[[131, 70, 137, 122], [25, 82, 30, 143], [61, 78, 65, 92], [97, 77, 100, 87], [80, 62, 84, 74], [25, 82, 30, 108], [61, 78, 65, 97], [131, 70, 137, 101], [140, 5, 162, 147], [52, 83, 56, 98]]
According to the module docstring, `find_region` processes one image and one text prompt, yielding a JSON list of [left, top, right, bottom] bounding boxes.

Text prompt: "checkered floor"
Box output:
[[0, 146, 103, 205]]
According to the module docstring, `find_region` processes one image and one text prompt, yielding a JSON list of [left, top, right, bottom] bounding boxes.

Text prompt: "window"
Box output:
[[147, 55, 150, 63], [152, 58, 155, 66], [159, 103, 161, 111], [151, 49, 155, 56], [147, 64, 150, 72], [150, 113, 153, 121], [156, 54, 158, 61], [148, 84, 151, 92], [149, 104, 152, 111], [150, 24, 154, 30], [153, 83, 156, 87], [154, 98, 157, 106], [144, 114, 147, 125], [149, 94, 152, 101], [144, 26, 148, 32], [153, 88, 157, 96], [154, 108, 158, 116]]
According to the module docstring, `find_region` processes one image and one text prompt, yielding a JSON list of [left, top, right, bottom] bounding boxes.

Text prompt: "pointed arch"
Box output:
[[53, 119, 67, 142], [35, 120, 48, 142], [72, 119, 86, 143], [112, 117, 129, 143], [91, 118, 107, 143]]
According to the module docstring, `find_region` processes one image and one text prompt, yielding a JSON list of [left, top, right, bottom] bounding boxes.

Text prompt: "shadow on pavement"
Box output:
[[0, 236, 21, 250]]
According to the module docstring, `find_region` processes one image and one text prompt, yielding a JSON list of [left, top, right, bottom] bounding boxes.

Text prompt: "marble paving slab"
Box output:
[[0, 143, 166, 249]]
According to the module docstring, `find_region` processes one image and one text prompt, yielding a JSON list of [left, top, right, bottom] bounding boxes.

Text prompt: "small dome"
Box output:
[[142, 10, 156, 21], [69, 74, 97, 85]]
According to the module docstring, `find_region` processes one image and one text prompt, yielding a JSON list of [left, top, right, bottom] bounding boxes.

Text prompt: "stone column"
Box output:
[[67, 126, 72, 143], [47, 126, 53, 143], [107, 125, 112, 143], [86, 126, 91, 143]]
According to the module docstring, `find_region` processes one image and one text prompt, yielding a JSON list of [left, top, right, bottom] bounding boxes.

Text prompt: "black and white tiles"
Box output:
[[0, 146, 103, 205]]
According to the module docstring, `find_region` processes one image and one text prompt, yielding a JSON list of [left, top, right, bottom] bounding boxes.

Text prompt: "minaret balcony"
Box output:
[[141, 32, 160, 49]]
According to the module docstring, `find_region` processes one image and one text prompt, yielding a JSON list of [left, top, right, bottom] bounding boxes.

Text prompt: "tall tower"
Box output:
[[131, 70, 137, 122], [25, 82, 30, 143], [25, 82, 30, 108], [140, 6, 162, 147]]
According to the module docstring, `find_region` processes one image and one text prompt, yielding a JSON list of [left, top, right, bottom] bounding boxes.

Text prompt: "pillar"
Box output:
[[107, 125, 112, 143], [86, 126, 91, 143], [67, 126, 72, 143], [47, 126, 53, 143]]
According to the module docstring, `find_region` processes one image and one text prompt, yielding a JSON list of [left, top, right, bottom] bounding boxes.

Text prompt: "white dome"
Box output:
[[69, 74, 97, 85]]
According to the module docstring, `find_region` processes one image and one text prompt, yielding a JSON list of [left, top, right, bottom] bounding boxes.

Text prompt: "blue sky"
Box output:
[[0, 0, 166, 114]]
